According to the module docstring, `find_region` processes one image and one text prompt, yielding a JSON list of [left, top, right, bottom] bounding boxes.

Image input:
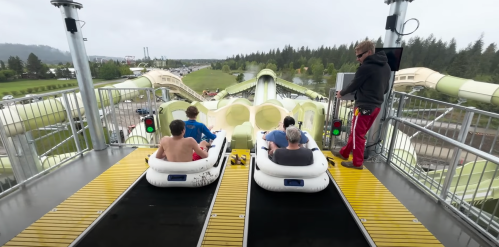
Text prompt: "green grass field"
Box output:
[[182, 68, 238, 94], [0, 78, 105, 97], [32, 123, 110, 155]]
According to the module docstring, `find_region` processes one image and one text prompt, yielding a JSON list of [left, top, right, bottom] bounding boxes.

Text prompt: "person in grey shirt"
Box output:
[[272, 126, 314, 166]]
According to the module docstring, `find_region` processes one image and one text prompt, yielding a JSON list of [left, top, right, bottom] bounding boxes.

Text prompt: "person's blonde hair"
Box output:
[[355, 40, 375, 54]]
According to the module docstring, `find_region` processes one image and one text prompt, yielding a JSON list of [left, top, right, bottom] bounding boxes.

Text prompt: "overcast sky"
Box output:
[[0, 0, 497, 59]]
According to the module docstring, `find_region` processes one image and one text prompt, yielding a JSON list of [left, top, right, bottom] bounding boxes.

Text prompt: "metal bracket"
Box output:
[[50, 0, 83, 9], [384, 0, 414, 4]]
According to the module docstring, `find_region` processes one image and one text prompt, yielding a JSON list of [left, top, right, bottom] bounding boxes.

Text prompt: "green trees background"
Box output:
[[0, 53, 136, 82], [211, 35, 499, 111]]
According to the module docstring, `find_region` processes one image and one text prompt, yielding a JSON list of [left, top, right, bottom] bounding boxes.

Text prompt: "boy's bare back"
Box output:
[[156, 136, 207, 162]]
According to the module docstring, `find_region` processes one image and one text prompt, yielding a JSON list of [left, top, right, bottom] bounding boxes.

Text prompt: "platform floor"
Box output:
[[0, 147, 493, 247], [2, 148, 151, 247], [325, 152, 442, 246], [0, 147, 135, 246], [364, 161, 489, 247]]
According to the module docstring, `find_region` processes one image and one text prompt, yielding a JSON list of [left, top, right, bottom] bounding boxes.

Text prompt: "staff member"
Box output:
[[333, 40, 391, 169]]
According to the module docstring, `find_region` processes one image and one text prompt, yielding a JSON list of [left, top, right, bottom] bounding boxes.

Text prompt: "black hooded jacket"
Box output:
[[340, 51, 391, 108]]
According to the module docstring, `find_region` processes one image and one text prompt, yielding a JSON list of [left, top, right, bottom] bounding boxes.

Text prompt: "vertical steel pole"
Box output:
[[50, 0, 106, 151], [0, 119, 26, 183], [386, 93, 406, 164], [161, 88, 170, 102], [62, 92, 82, 153], [107, 90, 122, 145], [366, 0, 410, 157], [439, 108, 474, 200]]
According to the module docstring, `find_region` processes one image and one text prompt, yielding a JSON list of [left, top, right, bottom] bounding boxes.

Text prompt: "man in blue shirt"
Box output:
[[263, 116, 308, 157], [184, 106, 217, 143]]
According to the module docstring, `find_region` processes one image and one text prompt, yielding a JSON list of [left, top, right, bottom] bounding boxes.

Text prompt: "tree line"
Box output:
[[0, 52, 198, 82], [0, 53, 134, 81], [212, 34, 499, 111]]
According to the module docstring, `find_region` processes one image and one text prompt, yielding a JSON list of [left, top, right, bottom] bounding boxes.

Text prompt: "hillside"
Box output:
[[0, 43, 121, 64]]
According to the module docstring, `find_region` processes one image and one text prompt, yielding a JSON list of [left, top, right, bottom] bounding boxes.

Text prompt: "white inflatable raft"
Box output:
[[146, 130, 227, 187], [255, 131, 329, 193]]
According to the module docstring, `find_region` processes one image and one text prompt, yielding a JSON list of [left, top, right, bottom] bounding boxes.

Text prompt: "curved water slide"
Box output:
[[0, 70, 202, 138], [211, 78, 257, 101], [197, 69, 327, 147], [254, 69, 277, 106], [146, 70, 205, 102], [0, 70, 201, 173], [211, 69, 326, 103], [394, 67, 499, 105], [380, 67, 499, 201], [159, 97, 326, 150]]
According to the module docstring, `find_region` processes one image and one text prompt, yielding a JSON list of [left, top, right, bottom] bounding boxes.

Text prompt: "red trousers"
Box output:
[[340, 107, 381, 167]]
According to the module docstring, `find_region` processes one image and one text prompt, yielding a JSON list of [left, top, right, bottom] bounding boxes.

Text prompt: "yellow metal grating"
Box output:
[[2, 148, 154, 247], [324, 151, 443, 247], [201, 149, 251, 247]]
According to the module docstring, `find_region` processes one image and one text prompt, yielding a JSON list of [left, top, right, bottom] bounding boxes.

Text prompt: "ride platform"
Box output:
[[0, 148, 488, 247]]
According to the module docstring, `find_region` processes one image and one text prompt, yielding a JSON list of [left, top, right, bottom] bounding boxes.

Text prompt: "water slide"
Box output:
[[212, 69, 326, 103], [0, 70, 202, 174], [253, 69, 277, 106], [394, 67, 499, 105], [211, 78, 257, 101]]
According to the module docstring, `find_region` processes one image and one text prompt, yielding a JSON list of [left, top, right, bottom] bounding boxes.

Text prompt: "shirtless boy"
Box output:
[[156, 119, 209, 162]]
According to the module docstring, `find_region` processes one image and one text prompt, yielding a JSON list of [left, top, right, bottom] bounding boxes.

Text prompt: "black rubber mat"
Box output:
[[75, 171, 220, 247], [247, 164, 369, 247]]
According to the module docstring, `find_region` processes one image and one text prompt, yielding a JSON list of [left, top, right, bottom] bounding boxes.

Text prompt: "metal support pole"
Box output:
[[386, 93, 406, 164], [0, 119, 26, 183], [11, 133, 41, 178], [366, 0, 410, 158], [107, 90, 121, 145], [51, 0, 106, 151], [161, 88, 170, 102], [146, 89, 153, 114], [324, 87, 334, 148], [439, 108, 474, 200], [61, 93, 82, 153]]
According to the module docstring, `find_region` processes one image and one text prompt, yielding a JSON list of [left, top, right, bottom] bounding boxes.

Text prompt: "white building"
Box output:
[[48, 68, 76, 78]]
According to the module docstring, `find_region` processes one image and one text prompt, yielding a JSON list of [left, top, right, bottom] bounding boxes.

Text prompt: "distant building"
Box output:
[[48, 68, 76, 78], [153, 59, 167, 67]]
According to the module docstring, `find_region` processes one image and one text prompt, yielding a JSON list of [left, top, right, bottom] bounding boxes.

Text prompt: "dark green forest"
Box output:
[[213, 35, 499, 112]]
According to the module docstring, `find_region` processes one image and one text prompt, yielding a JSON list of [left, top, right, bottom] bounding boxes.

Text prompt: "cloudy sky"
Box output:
[[0, 0, 497, 59]]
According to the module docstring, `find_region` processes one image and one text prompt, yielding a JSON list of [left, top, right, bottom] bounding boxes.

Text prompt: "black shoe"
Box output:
[[341, 161, 364, 170], [332, 150, 348, 160]]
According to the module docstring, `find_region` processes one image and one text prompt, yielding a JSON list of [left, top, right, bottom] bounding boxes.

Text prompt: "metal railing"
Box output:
[[383, 92, 499, 246], [324, 87, 355, 150], [97, 87, 168, 147], [168, 79, 204, 101], [0, 89, 89, 197]]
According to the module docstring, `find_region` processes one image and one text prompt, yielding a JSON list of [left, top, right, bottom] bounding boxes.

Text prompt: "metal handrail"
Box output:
[[0, 88, 79, 103], [391, 116, 499, 164], [393, 91, 499, 119]]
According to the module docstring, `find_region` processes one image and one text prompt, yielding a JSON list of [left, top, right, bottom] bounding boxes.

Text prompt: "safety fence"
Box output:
[[0, 89, 89, 197], [324, 88, 355, 150], [383, 92, 499, 245], [325, 87, 499, 245], [96, 87, 169, 147]]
